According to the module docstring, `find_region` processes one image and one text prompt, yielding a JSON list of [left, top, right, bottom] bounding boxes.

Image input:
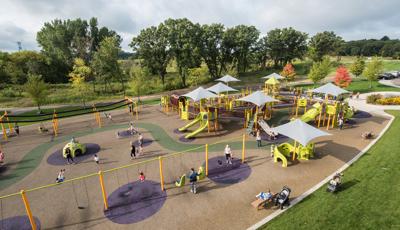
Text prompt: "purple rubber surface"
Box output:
[[46, 143, 101, 166], [173, 128, 183, 134], [206, 156, 251, 184], [178, 136, 196, 143], [353, 110, 372, 118], [0, 216, 41, 230], [132, 139, 153, 147], [104, 180, 167, 224], [117, 130, 135, 138]]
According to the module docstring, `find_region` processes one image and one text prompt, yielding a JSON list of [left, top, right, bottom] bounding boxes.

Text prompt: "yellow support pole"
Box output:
[[1, 122, 7, 141], [135, 101, 139, 120], [98, 171, 109, 210], [20, 190, 37, 230], [205, 144, 209, 176], [293, 141, 297, 161], [158, 156, 165, 191], [326, 115, 331, 130], [4, 111, 13, 133], [317, 110, 322, 127], [242, 134, 246, 163]]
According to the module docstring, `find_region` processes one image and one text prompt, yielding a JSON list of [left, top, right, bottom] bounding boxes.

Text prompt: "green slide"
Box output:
[[299, 108, 320, 123], [185, 120, 208, 139], [178, 113, 202, 132]]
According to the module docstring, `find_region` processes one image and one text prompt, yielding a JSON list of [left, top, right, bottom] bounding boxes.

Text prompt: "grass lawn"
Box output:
[[295, 79, 400, 94], [261, 110, 400, 230]]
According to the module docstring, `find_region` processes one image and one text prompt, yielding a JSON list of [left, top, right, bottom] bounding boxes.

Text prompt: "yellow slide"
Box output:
[[185, 120, 208, 139], [178, 113, 202, 132]]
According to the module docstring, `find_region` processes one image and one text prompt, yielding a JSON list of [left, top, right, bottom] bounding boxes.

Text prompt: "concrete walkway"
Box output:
[[379, 79, 400, 89], [348, 91, 400, 117]]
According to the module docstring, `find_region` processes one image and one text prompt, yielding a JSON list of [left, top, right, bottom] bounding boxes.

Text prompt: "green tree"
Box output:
[[308, 56, 331, 85], [308, 31, 344, 61], [164, 18, 202, 86], [25, 74, 48, 112], [363, 57, 383, 88], [129, 67, 149, 101], [198, 23, 226, 78], [130, 23, 171, 85], [91, 36, 123, 94], [187, 66, 209, 86], [252, 36, 269, 70], [349, 56, 365, 77], [266, 27, 308, 66], [37, 17, 121, 83], [69, 58, 92, 106], [224, 25, 260, 74]]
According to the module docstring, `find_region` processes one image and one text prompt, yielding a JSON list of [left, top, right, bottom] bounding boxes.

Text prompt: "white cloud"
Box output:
[[1, 0, 400, 52]]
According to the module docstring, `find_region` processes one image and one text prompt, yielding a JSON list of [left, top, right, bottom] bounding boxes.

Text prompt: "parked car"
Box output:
[[378, 73, 395, 80], [389, 71, 400, 78]]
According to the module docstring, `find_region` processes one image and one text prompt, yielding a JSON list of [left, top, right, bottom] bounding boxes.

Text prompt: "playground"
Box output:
[[0, 75, 391, 230]]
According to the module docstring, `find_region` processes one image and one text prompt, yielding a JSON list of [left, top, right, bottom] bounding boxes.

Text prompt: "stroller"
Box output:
[[274, 186, 291, 210], [327, 173, 343, 193]]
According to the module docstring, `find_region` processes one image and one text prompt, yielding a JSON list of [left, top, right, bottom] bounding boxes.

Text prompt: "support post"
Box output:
[[20, 190, 37, 230], [205, 144, 209, 176], [158, 156, 165, 191], [1, 122, 7, 141], [242, 134, 246, 163], [98, 171, 109, 210], [4, 112, 13, 133]]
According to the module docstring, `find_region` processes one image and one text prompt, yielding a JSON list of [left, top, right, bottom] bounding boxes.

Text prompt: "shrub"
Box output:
[[366, 94, 383, 104], [376, 97, 400, 105], [1, 87, 18, 97]]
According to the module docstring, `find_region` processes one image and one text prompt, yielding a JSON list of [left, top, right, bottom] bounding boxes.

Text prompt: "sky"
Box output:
[[1, 0, 400, 52]]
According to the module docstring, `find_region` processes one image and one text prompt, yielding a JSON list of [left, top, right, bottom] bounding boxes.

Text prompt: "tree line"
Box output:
[[0, 17, 396, 92]]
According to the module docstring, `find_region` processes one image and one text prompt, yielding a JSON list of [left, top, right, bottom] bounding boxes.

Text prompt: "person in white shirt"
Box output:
[[224, 144, 232, 164]]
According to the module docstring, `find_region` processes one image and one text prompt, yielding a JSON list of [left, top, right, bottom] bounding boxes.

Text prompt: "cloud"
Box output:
[[1, 0, 400, 52]]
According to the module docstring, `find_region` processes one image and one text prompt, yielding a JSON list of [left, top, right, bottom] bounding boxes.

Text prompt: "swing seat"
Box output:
[[197, 166, 205, 181], [175, 174, 186, 187]]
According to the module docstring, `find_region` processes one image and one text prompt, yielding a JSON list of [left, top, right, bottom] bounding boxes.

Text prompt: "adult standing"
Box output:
[[189, 168, 198, 194], [65, 148, 75, 164], [130, 141, 136, 159], [138, 133, 144, 148], [224, 144, 233, 165], [14, 123, 19, 135]]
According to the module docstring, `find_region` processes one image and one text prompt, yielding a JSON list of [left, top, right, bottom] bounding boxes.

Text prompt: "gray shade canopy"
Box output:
[[181, 87, 218, 102], [310, 83, 350, 97], [262, 72, 284, 80], [237, 90, 278, 107], [271, 119, 331, 146], [206, 82, 238, 94], [216, 75, 240, 83]]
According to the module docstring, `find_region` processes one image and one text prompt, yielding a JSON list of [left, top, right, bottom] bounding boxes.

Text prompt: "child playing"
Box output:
[[0, 150, 4, 165], [56, 169, 65, 183], [94, 154, 99, 164], [138, 171, 145, 182]]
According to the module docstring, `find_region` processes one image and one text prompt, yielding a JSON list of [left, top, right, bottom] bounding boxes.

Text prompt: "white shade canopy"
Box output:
[[310, 83, 350, 97], [237, 90, 278, 107], [262, 72, 284, 80], [207, 82, 238, 94], [216, 75, 240, 83], [181, 87, 218, 102], [271, 119, 331, 146]]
